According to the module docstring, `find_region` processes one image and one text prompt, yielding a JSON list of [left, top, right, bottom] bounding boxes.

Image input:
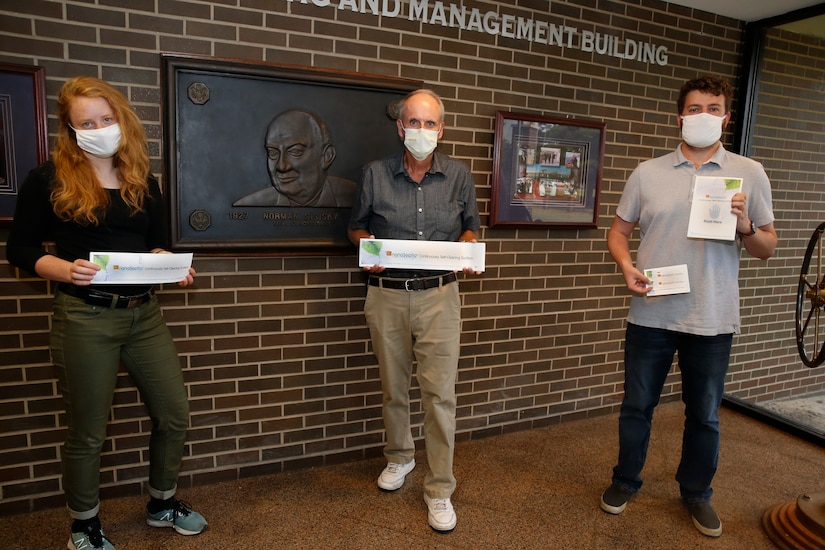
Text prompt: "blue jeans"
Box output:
[[612, 323, 732, 503]]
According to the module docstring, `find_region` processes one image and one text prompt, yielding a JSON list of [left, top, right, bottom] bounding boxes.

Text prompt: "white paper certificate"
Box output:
[[89, 252, 193, 284], [644, 264, 690, 297], [359, 238, 485, 272], [686, 176, 742, 241]]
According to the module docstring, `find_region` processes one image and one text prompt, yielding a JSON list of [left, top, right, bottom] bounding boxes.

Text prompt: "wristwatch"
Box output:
[[741, 220, 757, 237]]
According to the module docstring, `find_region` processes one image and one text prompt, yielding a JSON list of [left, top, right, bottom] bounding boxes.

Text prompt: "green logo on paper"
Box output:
[[724, 178, 741, 191], [92, 254, 110, 270], [361, 240, 382, 256]]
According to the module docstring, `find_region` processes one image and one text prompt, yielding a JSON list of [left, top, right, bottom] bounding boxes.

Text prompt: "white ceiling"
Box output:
[[664, 0, 823, 22]]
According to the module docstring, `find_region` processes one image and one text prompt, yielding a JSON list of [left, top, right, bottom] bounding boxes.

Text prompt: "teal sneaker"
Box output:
[[68, 523, 115, 550], [146, 499, 207, 536]]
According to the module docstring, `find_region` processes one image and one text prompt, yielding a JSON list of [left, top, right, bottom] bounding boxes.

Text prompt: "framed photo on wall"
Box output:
[[491, 111, 605, 229], [161, 54, 421, 254], [0, 63, 48, 226]]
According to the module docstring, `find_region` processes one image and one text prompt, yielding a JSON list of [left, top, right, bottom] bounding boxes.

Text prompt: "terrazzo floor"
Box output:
[[3, 399, 825, 549]]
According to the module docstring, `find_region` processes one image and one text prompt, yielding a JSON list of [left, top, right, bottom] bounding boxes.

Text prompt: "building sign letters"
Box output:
[[283, 0, 669, 66]]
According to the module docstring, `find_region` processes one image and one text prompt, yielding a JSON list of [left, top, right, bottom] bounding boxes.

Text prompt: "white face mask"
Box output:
[[680, 113, 724, 148], [403, 128, 439, 161], [72, 123, 122, 158]]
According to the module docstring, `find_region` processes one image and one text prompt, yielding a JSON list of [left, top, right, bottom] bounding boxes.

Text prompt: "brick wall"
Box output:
[[0, 0, 821, 514]]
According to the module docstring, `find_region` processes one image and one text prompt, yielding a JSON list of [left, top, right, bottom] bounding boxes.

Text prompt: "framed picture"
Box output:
[[0, 63, 48, 226], [491, 111, 605, 229], [161, 54, 421, 253]]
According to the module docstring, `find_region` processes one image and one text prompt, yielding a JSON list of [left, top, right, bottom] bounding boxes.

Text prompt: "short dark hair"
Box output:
[[677, 75, 734, 114]]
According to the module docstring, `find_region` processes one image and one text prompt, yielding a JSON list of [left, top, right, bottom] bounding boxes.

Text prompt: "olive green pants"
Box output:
[[50, 291, 189, 519]]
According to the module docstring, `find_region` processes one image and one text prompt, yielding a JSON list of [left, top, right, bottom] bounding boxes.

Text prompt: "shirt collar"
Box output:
[[390, 151, 445, 178], [673, 143, 728, 168]]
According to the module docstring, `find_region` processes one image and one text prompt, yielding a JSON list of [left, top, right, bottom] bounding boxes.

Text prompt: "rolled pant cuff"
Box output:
[[148, 484, 177, 501], [68, 502, 100, 521]]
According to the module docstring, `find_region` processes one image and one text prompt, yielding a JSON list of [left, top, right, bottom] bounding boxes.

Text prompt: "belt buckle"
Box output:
[[404, 278, 422, 291]]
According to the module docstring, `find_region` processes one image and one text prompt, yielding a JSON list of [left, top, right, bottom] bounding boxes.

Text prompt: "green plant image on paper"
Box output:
[[361, 240, 382, 256], [724, 178, 741, 190], [92, 255, 110, 270]]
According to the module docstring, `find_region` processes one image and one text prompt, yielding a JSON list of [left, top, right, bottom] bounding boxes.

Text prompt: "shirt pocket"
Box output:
[[432, 201, 462, 239]]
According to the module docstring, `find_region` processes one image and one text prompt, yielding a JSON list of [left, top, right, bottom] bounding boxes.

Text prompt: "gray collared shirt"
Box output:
[[349, 151, 480, 241], [616, 144, 775, 336]]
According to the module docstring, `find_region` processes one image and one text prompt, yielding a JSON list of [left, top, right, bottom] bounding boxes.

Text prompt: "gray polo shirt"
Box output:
[[349, 151, 480, 241], [616, 145, 775, 336]]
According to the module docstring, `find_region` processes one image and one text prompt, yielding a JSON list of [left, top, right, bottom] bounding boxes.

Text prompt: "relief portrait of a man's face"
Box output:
[[232, 109, 355, 209]]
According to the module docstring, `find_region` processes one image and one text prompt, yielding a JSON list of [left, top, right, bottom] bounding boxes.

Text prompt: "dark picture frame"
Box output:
[[491, 111, 605, 229], [0, 63, 48, 226], [161, 54, 421, 253]]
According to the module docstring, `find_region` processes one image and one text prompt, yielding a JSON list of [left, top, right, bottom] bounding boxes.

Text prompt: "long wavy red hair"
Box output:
[[51, 76, 150, 224]]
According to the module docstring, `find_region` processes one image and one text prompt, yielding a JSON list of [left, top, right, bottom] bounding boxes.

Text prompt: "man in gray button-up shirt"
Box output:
[[348, 89, 480, 533]]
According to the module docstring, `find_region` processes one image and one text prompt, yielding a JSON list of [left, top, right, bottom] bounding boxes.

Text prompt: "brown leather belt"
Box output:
[[58, 284, 153, 309], [368, 272, 457, 291]]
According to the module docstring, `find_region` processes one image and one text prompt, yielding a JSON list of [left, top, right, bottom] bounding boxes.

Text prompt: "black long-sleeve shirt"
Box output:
[[6, 161, 167, 295]]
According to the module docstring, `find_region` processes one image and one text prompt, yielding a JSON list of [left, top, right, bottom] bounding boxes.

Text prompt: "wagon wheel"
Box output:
[[796, 222, 825, 368], [762, 224, 825, 548]]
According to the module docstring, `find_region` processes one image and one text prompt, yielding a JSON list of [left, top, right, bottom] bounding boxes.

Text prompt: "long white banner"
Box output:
[[89, 252, 194, 285], [359, 238, 486, 272]]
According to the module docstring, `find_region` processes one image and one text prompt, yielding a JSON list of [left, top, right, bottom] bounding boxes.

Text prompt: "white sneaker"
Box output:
[[424, 493, 456, 532], [377, 460, 415, 491]]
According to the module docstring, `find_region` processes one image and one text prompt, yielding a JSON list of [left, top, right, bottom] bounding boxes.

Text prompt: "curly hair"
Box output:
[[51, 76, 150, 225], [677, 75, 734, 115]]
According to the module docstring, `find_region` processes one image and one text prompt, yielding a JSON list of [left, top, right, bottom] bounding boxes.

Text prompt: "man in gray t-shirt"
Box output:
[[599, 75, 777, 538]]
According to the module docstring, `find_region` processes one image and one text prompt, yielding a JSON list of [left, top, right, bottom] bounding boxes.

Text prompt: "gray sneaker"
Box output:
[[600, 483, 634, 514], [68, 524, 115, 550], [686, 501, 722, 537], [377, 460, 415, 491], [146, 499, 207, 536]]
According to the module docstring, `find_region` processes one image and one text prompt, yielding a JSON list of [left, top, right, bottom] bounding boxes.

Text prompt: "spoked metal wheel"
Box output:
[[764, 226, 825, 550], [796, 222, 825, 368]]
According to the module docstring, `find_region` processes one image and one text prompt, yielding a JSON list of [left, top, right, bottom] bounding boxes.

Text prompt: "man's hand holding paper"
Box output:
[[687, 176, 742, 240], [644, 264, 690, 297]]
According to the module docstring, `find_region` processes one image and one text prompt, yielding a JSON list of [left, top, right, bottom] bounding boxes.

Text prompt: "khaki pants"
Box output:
[[364, 280, 461, 498]]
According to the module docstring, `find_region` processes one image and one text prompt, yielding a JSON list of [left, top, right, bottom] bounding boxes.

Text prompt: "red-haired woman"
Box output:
[[7, 76, 206, 550]]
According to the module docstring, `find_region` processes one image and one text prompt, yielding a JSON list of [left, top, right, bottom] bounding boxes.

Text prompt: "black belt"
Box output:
[[369, 272, 457, 291], [58, 285, 153, 309]]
